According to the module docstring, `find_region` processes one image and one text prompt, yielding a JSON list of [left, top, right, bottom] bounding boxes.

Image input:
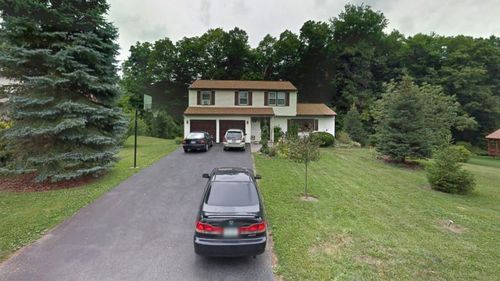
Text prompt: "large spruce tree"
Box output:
[[373, 77, 432, 162], [0, 0, 127, 182]]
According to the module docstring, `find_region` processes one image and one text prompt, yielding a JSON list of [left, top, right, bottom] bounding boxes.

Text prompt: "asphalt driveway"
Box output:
[[0, 145, 274, 281]]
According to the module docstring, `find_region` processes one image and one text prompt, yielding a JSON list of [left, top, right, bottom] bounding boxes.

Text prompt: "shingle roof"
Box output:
[[184, 106, 275, 116], [296, 103, 336, 116], [189, 80, 297, 91], [486, 129, 500, 140]]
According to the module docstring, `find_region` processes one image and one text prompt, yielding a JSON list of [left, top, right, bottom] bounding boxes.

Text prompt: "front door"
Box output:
[[251, 119, 261, 142]]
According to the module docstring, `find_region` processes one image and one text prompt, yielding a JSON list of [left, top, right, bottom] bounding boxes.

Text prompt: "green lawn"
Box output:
[[0, 136, 177, 261], [467, 155, 500, 169], [255, 148, 500, 281]]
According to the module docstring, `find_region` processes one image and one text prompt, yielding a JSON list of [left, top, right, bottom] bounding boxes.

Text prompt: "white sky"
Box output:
[[107, 0, 500, 63]]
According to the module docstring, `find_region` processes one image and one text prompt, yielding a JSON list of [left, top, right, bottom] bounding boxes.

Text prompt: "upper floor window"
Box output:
[[239, 91, 249, 105], [268, 92, 287, 106], [201, 90, 211, 105]]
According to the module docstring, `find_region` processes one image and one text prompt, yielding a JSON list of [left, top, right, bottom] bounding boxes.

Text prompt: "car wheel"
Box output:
[[183, 148, 188, 153], [223, 147, 227, 151], [204, 144, 209, 152]]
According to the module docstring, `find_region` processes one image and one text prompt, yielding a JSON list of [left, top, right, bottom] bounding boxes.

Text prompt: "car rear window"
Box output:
[[226, 131, 242, 139], [205, 182, 259, 206], [187, 133, 204, 139]]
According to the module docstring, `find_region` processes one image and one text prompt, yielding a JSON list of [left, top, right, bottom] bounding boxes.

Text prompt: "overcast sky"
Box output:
[[107, 0, 500, 63]]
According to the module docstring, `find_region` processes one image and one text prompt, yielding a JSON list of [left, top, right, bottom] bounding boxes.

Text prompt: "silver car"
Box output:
[[223, 129, 246, 151]]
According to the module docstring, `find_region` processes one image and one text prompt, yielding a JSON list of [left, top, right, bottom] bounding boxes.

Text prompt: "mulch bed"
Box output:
[[0, 172, 96, 192]]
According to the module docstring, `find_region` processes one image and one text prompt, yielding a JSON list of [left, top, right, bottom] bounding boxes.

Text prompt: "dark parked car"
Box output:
[[194, 167, 266, 258], [183, 131, 213, 152]]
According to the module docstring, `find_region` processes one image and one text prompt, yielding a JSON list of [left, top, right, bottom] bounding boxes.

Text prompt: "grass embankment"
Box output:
[[0, 136, 177, 261], [255, 148, 500, 281]]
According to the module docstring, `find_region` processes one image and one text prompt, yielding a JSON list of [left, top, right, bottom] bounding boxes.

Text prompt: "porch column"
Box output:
[[216, 119, 220, 143]]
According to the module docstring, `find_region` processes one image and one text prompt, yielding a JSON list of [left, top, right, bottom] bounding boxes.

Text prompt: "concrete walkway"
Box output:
[[0, 145, 273, 281]]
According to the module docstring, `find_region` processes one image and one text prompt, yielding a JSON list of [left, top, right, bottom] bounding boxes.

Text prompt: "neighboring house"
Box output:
[[486, 129, 500, 157], [182, 80, 336, 143]]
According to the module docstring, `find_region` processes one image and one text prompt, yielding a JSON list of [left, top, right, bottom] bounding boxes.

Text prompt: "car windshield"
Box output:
[[206, 182, 258, 207], [187, 133, 204, 139], [226, 131, 242, 140]]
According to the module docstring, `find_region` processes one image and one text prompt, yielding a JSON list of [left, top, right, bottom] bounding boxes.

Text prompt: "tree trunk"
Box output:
[[305, 160, 308, 197]]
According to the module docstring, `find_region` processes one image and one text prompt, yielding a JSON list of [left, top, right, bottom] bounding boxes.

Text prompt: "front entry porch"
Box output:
[[250, 117, 271, 143]]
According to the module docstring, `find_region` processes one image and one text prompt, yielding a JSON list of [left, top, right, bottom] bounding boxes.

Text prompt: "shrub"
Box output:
[[0, 120, 13, 167], [426, 146, 475, 194], [336, 131, 352, 144], [143, 110, 181, 139], [287, 123, 299, 140], [127, 112, 148, 137], [311, 132, 335, 147], [275, 141, 290, 158], [273, 126, 283, 143], [174, 136, 184, 145], [448, 145, 472, 163]]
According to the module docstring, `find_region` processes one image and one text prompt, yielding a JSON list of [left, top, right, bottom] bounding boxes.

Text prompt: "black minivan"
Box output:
[[194, 167, 267, 257]]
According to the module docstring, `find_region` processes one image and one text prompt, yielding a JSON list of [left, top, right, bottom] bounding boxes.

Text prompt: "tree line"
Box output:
[[122, 4, 500, 146]]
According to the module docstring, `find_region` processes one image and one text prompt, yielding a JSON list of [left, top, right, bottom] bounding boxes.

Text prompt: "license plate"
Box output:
[[191, 141, 196, 144], [223, 227, 238, 238]]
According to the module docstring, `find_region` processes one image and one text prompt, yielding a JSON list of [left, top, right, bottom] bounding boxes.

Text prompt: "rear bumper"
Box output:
[[183, 143, 206, 150], [194, 236, 266, 257], [223, 142, 246, 148]]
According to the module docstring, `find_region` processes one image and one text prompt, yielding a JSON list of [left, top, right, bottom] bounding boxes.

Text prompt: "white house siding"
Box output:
[[317, 116, 335, 136], [184, 115, 251, 143]]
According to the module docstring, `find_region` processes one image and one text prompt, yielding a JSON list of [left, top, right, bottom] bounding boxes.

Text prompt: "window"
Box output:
[[269, 92, 276, 105], [201, 91, 211, 105], [277, 92, 286, 106], [268, 92, 286, 106], [289, 119, 318, 132], [205, 182, 259, 207], [239, 91, 248, 105]]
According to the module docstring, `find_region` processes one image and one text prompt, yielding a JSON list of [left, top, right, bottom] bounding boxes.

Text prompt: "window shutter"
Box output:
[[248, 91, 253, 105], [197, 91, 201, 105], [264, 92, 268, 106], [211, 90, 215, 105], [285, 92, 290, 106], [314, 119, 318, 131], [234, 91, 239, 105]]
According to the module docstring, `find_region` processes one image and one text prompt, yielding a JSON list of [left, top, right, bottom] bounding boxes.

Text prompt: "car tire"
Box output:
[[204, 144, 209, 152], [184, 148, 188, 153]]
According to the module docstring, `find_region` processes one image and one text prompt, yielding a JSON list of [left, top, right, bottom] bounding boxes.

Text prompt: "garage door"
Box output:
[[219, 120, 246, 143], [190, 120, 216, 139]]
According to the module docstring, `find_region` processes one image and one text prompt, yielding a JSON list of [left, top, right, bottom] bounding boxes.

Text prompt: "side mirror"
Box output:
[[255, 174, 262, 180], [202, 173, 210, 179]]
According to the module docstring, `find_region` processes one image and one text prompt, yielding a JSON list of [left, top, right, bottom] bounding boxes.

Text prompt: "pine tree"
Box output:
[[343, 105, 368, 146], [373, 76, 432, 162], [0, 1, 127, 182]]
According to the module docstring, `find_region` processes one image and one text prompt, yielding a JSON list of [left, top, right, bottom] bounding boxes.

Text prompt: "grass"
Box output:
[[255, 148, 500, 281], [0, 136, 177, 261], [467, 155, 500, 169]]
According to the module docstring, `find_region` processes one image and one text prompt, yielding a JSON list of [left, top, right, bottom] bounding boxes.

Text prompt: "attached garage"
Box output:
[[190, 120, 216, 139], [219, 120, 245, 142]]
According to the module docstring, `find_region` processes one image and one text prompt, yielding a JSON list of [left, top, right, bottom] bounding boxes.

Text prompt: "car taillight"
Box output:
[[239, 221, 266, 234], [199, 139, 205, 144], [195, 221, 222, 234]]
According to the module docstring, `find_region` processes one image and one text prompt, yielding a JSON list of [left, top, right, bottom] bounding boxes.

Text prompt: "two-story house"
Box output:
[[183, 80, 336, 143]]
